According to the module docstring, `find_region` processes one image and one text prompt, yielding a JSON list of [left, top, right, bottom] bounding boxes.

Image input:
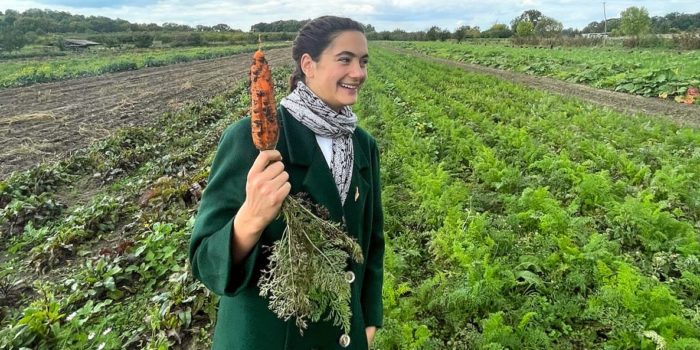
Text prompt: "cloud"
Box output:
[[3, 0, 699, 31], [33, 0, 158, 7]]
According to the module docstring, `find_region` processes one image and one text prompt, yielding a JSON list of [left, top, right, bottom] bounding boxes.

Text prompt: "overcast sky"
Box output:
[[3, 0, 699, 32]]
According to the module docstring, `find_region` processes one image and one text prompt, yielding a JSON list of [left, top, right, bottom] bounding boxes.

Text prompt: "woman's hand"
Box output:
[[232, 150, 290, 263], [366, 326, 376, 348]]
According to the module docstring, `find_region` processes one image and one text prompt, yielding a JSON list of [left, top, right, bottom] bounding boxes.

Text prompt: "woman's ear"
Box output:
[[300, 53, 315, 79]]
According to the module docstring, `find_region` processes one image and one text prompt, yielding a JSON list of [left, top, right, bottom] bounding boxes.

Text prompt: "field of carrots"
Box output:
[[1, 43, 699, 349]]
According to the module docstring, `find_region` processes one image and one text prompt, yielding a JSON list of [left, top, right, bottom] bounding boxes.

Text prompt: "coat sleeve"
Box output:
[[189, 118, 263, 297], [361, 138, 385, 328]]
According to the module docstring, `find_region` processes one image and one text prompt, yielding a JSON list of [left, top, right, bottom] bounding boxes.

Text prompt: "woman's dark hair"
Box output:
[[289, 16, 365, 92]]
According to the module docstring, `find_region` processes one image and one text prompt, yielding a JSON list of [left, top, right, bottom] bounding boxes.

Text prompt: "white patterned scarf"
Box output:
[[281, 81, 357, 205]]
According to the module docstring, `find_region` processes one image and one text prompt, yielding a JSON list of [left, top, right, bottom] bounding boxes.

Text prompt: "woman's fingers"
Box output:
[[249, 150, 282, 177], [245, 149, 290, 210], [269, 170, 290, 194], [276, 181, 292, 201], [259, 161, 285, 181]]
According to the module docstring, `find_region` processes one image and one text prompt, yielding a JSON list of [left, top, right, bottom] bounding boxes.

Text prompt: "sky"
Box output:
[[2, 0, 699, 32]]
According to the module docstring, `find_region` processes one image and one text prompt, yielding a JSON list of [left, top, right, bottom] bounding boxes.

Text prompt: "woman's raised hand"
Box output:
[[233, 150, 291, 243]]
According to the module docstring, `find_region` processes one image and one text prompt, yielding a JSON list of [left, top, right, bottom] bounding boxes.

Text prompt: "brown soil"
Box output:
[[0, 47, 293, 179], [389, 45, 700, 128]]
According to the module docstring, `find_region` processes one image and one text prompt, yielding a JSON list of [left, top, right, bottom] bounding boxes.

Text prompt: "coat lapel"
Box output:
[[278, 107, 370, 239], [342, 136, 370, 243]]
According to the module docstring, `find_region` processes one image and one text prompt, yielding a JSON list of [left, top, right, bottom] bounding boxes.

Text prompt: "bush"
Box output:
[[171, 32, 204, 47], [98, 61, 138, 74], [133, 33, 154, 48], [673, 33, 700, 50], [510, 36, 607, 48], [100, 36, 121, 48], [623, 35, 677, 49], [0, 27, 28, 52]]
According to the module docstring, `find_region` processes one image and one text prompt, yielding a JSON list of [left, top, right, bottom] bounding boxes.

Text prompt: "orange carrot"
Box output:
[[250, 48, 278, 151]]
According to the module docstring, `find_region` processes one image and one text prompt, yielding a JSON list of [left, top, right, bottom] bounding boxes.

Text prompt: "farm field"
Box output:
[[0, 42, 699, 350], [0, 47, 292, 179], [384, 43, 700, 128], [0, 64, 299, 348], [395, 41, 700, 104], [355, 46, 700, 349], [0, 42, 289, 89]]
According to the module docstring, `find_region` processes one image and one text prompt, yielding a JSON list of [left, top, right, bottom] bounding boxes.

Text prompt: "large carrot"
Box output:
[[250, 47, 278, 151]]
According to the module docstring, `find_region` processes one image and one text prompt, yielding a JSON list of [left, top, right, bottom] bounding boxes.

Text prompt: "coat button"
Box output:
[[339, 334, 351, 348], [345, 271, 355, 283]]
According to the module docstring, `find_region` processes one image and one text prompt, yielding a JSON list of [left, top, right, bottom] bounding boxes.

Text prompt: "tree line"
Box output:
[[0, 8, 243, 34], [2, 7, 700, 53], [583, 11, 700, 35]]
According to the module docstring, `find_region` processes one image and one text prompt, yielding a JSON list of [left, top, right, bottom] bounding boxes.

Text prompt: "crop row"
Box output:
[[354, 45, 700, 349], [396, 41, 700, 104], [0, 42, 288, 89]]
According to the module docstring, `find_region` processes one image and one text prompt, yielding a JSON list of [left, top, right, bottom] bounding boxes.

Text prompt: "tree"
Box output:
[[132, 32, 153, 48], [516, 21, 534, 37], [511, 10, 562, 37], [483, 23, 512, 38], [24, 30, 38, 44], [620, 6, 651, 37], [0, 27, 27, 52], [364, 24, 376, 33], [535, 16, 563, 37], [453, 26, 466, 42], [651, 16, 670, 33], [561, 28, 580, 37], [426, 26, 442, 41], [3, 10, 19, 26], [454, 25, 480, 42], [438, 28, 451, 41], [100, 35, 121, 48], [511, 9, 543, 32], [212, 23, 231, 32], [250, 20, 307, 32]]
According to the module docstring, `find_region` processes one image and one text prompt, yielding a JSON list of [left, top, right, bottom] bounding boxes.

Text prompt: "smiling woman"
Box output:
[[189, 16, 385, 350]]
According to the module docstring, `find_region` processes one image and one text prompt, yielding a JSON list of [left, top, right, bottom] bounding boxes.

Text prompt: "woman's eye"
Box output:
[[339, 57, 351, 63]]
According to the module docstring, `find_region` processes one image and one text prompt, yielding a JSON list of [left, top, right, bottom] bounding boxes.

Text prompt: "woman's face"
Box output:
[[302, 30, 369, 111]]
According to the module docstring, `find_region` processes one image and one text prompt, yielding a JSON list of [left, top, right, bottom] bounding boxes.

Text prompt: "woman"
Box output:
[[189, 16, 384, 350]]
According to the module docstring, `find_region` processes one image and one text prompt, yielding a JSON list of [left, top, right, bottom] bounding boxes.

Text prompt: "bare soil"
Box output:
[[0, 47, 293, 179], [4, 45, 695, 182], [391, 45, 700, 128]]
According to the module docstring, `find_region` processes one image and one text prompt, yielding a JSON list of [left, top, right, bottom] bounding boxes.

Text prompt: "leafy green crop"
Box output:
[[397, 41, 700, 103], [353, 45, 700, 349]]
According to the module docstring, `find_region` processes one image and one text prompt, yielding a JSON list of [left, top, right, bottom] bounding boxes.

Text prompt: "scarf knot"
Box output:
[[281, 81, 357, 204]]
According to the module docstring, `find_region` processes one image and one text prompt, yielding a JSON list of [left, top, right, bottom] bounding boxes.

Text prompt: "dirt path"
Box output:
[[0, 47, 293, 179], [387, 45, 700, 128]]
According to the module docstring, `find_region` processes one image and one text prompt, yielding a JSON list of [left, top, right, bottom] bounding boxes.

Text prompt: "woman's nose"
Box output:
[[349, 60, 366, 79]]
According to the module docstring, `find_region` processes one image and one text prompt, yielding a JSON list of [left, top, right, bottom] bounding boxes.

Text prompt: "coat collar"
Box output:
[[279, 106, 369, 170], [278, 106, 370, 231]]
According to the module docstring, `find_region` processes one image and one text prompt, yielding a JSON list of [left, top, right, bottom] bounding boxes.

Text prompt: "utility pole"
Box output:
[[603, 2, 608, 34], [603, 1, 608, 45]]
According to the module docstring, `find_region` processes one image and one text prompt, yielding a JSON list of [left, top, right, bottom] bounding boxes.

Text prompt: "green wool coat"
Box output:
[[189, 105, 384, 350]]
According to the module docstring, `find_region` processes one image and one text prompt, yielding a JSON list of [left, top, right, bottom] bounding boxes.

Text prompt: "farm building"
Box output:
[[63, 39, 101, 49], [581, 32, 609, 38]]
